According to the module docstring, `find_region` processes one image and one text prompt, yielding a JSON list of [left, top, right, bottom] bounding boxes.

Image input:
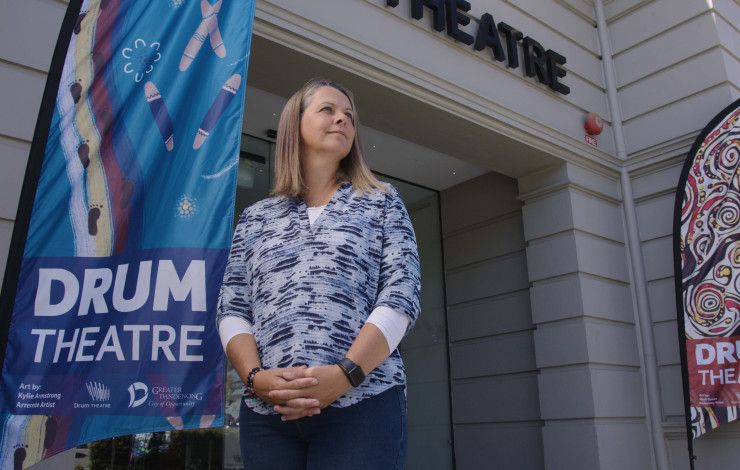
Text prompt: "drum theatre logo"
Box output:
[[85, 381, 110, 402]]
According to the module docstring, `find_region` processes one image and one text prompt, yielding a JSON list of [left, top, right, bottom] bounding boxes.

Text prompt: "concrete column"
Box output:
[[519, 162, 653, 470]]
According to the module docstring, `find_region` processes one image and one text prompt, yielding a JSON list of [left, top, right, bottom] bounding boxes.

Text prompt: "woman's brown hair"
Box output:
[[271, 78, 386, 197]]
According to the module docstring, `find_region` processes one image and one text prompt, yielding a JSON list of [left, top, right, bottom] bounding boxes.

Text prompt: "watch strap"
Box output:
[[337, 357, 365, 387]]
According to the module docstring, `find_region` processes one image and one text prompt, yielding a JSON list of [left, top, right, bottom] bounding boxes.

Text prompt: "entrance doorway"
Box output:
[[222, 134, 453, 469]]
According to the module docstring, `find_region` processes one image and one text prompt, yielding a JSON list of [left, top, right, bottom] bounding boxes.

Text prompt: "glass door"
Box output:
[[377, 177, 453, 470]]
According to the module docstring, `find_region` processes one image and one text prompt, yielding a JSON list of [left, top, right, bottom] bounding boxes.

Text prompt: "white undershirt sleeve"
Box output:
[[366, 305, 411, 352], [218, 316, 254, 351]]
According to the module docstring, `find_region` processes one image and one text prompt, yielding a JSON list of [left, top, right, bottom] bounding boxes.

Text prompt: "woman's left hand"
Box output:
[[269, 364, 351, 420]]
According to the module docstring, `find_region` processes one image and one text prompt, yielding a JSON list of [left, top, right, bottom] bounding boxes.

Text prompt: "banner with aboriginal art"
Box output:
[[674, 99, 740, 449], [0, 0, 255, 466]]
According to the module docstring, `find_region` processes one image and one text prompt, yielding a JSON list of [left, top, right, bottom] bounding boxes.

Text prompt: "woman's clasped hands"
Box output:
[[252, 365, 352, 421]]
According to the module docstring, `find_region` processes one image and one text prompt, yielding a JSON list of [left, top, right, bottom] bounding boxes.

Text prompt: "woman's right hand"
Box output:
[[252, 367, 322, 419]]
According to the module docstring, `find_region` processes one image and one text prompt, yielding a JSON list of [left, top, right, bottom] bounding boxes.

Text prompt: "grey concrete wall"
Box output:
[[518, 162, 653, 470], [607, 0, 739, 158], [441, 172, 543, 469]]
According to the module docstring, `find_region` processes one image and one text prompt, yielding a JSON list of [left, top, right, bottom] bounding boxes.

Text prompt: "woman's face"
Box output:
[[299, 86, 356, 165]]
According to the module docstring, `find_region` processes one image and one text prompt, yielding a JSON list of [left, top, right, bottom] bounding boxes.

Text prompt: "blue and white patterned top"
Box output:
[[216, 181, 421, 414]]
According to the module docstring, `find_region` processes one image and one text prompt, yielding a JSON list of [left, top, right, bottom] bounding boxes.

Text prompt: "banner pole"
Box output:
[[0, 0, 83, 370], [673, 158, 696, 468]]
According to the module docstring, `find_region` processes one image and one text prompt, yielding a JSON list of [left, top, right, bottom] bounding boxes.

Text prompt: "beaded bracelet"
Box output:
[[244, 367, 262, 398]]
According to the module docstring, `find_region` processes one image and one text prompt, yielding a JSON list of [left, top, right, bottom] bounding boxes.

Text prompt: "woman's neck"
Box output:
[[302, 172, 340, 207]]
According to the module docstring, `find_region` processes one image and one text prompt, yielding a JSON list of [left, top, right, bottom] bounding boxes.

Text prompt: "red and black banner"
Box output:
[[674, 99, 740, 458]]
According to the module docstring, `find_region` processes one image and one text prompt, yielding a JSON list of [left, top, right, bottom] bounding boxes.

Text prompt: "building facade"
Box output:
[[1, 0, 739, 468]]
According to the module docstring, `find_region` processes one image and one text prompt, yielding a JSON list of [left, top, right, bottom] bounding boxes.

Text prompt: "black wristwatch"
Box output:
[[337, 357, 365, 387]]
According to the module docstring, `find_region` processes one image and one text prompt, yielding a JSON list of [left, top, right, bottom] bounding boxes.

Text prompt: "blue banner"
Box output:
[[0, 0, 255, 465]]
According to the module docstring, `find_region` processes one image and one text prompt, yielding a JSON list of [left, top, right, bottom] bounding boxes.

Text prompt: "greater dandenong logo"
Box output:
[[128, 382, 149, 408], [86, 382, 110, 402]]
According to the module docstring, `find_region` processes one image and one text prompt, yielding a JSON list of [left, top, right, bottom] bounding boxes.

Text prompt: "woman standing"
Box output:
[[217, 78, 421, 469]]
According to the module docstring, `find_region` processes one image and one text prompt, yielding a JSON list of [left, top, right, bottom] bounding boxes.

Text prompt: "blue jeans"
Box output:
[[239, 385, 407, 469]]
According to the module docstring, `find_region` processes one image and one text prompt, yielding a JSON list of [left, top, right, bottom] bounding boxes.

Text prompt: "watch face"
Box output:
[[348, 366, 364, 387], [340, 358, 365, 387]]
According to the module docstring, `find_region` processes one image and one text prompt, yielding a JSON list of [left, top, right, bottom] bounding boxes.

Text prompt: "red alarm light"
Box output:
[[584, 112, 603, 135]]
